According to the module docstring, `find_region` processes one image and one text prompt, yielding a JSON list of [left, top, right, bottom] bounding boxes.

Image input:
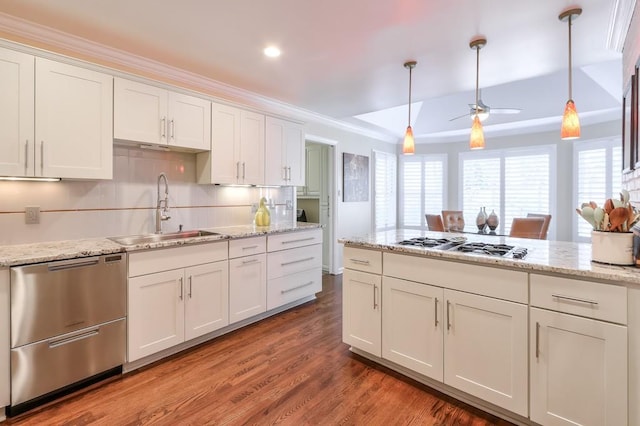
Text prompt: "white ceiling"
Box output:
[[0, 0, 624, 144]]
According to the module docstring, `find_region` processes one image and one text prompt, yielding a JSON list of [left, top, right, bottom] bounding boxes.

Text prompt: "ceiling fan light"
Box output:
[[561, 99, 580, 140], [469, 115, 485, 150], [403, 126, 415, 154], [470, 111, 489, 122]]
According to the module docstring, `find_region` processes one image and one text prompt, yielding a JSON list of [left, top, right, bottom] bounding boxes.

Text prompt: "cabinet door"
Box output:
[[382, 277, 443, 380], [284, 120, 305, 186], [264, 116, 287, 185], [168, 92, 211, 151], [304, 144, 323, 196], [128, 269, 185, 362], [239, 110, 265, 184], [209, 103, 241, 184], [0, 48, 34, 177], [530, 307, 627, 426], [229, 254, 267, 324], [35, 58, 113, 179], [443, 289, 528, 417], [114, 77, 167, 145], [184, 261, 229, 341], [343, 269, 381, 357]]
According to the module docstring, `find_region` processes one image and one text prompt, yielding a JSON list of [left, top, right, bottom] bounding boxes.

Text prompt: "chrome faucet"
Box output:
[[155, 173, 171, 233]]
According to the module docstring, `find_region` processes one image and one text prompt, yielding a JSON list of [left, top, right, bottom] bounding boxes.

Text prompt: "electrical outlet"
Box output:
[[25, 206, 40, 224]]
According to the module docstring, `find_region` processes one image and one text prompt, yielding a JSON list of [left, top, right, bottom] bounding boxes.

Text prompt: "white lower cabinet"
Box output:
[[382, 276, 443, 380], [443, 289, 528, 417], [184, 262, 229, 341], [530, 307, 628, 426], [228, 236, 267, 324], [343, 268, 381, 357]]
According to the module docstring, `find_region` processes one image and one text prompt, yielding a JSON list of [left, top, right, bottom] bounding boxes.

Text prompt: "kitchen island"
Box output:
[[340, 230, 640, 426]]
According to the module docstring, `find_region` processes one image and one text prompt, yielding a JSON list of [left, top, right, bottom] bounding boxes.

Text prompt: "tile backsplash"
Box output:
[[0, 145, 295, 245]]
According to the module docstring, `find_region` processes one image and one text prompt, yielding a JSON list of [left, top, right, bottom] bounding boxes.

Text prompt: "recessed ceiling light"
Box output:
[[263, 46, 281, 58]]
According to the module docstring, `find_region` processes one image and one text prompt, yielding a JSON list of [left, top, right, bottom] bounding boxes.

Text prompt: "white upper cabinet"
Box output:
[[0, 48, 112, 179], [114, 77, 210, 151], [197, 103, 264, 185], [36, 58, 113, 179], [265, 116, 305, 186], [0, 49, 34, 177]]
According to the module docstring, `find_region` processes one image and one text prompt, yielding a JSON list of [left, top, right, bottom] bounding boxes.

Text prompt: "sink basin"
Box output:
[[108, 230, 220, 246]]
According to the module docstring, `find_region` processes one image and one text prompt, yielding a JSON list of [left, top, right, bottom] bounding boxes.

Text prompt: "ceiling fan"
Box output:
[[449, 89, 522, 122]]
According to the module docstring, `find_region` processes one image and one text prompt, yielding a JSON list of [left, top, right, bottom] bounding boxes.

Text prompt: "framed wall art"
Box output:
[[342, 153, 369, 202]]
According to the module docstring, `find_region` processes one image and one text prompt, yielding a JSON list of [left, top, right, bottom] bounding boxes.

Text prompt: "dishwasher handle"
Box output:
[[48, 257, 100, 272]]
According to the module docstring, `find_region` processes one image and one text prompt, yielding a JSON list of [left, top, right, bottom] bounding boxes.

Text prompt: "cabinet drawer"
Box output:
[[344, 246, 382, 275], [530, 274, 627, 324], [267, 244, 322, 279], [267, 267, 322, 310], [229, 236, 266, 259], [267, 229, 322, 252], [384, 252, 527, 303], [129, 241, 228, 277]]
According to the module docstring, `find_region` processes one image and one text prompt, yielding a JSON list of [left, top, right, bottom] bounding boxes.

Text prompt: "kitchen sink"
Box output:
[[108, 230, 220, 246]]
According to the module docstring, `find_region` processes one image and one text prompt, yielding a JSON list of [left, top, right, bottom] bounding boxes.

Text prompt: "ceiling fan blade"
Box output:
[[490, 108, 522, 114], [449, 113, 471, 121]]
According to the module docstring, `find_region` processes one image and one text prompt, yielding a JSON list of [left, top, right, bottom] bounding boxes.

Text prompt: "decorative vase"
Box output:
[[591, 231, 634, 265], [487, 209, 499, 231], [476, 207, 488, 231], [254, 197, 271, 226]]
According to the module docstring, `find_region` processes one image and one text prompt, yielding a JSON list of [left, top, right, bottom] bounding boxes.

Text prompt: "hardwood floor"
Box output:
[[6, 274, 514, 426]]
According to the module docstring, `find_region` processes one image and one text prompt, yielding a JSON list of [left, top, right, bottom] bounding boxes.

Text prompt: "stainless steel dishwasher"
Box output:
[[9, 253, 126, 415]]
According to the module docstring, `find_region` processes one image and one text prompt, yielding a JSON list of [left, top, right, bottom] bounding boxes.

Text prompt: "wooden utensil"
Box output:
[[608, 207, 629, 232]]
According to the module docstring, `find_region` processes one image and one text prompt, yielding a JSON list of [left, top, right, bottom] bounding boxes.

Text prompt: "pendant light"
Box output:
[[469, 38, 486, 150], [402, 61, 417, 155], [559, 7, 582, 140]]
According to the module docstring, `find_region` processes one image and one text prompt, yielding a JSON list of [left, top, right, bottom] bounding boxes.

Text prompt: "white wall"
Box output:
[[406, 120, 621, 242], [0, 145, 294, 245]]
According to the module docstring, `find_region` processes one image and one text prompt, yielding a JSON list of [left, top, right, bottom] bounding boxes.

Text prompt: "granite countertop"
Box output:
[[0, 222, 322, 267], [339, 229, 640, 287]]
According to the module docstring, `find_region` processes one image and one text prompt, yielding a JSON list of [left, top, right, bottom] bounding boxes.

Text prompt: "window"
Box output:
[[459, 146, 555, 236], [574, 138, 622, 241], [372, 150, 397, 231], [399, 154, 447, 229]]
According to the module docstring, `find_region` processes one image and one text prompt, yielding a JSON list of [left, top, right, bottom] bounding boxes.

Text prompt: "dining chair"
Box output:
[[425, 214, 445, 231], [509, 217, 546, 239], [527, 213, 552, 240], [441, 210, 465, 231]]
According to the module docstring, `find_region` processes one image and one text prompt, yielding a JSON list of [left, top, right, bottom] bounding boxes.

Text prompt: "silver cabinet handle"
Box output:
[[40, 140, 44, 173], [282, 166, 287, 181], [349, 258, 370, 265], [535, 321, 540, 359], [188, 275, 192, 298], [242, 258, 259, 265], [236, 161, 240, 180], [161, 117, 166, 138], [434, 297, 439, 327], [179, 277, 184, 300], [281, 256, 314, 266], [49, 328, 99, 348], [551, 294, 599, 305], [242, 162, 246, 179], [24, 140, 29, 173], [373, 284, 378, 309], [282, 237, 315, 245], [287, 166, 292, 181], [242, 245, 259, 250], [446, 300, 451, 330], [281, 281, 314, 294], [170, 119, 175, 139]]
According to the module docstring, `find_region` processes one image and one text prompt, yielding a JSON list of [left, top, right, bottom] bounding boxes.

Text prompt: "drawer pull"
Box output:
[[281, 237, 315, 244], [49, 329, 99, 348], [242, 258, 259, 265], [349, 258, 370, 265], [281, 257, 314, 266], [551, 294, 599, 306], [434, 297, 439, 327], [535, 322, 540, 359], [281, 281, 314, 294], [242, 245, 259, 250]]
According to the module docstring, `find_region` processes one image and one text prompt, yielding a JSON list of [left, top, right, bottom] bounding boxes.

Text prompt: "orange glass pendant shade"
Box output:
[[469, 115, 485, 150], [560, 99, 580, 140], [403, 125, 415, 155]]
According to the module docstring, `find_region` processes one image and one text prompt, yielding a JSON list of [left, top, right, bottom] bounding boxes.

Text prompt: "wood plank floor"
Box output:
[[6, 274, 515, 426]]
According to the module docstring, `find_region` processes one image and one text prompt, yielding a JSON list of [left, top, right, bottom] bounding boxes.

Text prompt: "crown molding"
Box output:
[[0, 12, 396, 144], [608, 0, 637, 51]]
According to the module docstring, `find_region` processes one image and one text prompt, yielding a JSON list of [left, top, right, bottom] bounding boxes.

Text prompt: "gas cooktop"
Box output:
[[397, 236, 528, 259]]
